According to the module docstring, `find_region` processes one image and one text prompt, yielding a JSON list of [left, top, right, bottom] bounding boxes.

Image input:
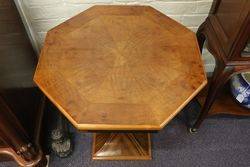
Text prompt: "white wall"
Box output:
[[16, 0, 215, 73]]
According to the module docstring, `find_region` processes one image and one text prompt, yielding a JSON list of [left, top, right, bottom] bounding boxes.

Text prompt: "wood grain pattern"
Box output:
[[34, 5, 207, 131], [92, 133, 151, 160]]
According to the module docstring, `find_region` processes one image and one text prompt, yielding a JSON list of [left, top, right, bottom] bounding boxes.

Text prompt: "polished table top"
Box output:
[[34, 5, 207, 131]]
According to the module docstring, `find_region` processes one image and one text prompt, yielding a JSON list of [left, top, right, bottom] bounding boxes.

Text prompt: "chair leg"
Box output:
[[189, 65, 234, 133]]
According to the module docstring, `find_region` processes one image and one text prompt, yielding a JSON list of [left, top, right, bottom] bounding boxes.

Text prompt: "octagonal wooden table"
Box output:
[[34, 5, 207, 160]]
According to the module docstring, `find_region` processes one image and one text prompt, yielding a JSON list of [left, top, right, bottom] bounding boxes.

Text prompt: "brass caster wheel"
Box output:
[[188, 127, 198, 134]]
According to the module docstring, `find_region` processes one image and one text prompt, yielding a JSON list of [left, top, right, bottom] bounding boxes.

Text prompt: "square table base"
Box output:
[[92, 133, 151, 160]]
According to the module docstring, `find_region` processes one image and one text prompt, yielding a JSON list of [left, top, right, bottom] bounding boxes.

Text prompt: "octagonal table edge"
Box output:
[[34, 77, 207, 131], [159, 79, 207, 129], [33, 76, 162, 131]]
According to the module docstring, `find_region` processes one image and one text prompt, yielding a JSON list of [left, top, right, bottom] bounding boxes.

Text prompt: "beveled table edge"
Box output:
[[34, 78, 207, 131]]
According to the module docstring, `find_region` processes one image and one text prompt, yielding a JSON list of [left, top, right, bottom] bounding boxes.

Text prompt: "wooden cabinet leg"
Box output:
[[35, 155, 47, 167], [189, 65, 235, 132], [0, 96, 43, 166], [0, 96, 39, 161], [196, 23, 206, 52]]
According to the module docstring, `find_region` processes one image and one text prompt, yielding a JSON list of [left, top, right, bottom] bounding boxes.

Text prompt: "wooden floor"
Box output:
[[0, 0, 36, 90]]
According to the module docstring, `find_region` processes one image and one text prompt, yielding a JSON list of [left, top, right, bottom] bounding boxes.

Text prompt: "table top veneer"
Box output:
[[34, 5, 207, 131]]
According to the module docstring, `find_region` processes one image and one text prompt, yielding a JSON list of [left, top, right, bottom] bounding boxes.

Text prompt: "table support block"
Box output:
[[92, 133, 151, 160]]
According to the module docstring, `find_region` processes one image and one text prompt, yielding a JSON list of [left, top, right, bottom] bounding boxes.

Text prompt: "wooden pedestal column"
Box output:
[[92, 133, 151, 160]]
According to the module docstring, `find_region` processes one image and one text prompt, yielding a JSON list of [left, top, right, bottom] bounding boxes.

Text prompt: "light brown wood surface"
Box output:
[[92, 133, 151, 160], [34, 5, 207, 131]]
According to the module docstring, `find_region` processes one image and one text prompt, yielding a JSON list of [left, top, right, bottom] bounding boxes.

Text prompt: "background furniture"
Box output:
[[0, 0, 47, 166], [189, 0, 250, 132], [34, 5, 207, 160]]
